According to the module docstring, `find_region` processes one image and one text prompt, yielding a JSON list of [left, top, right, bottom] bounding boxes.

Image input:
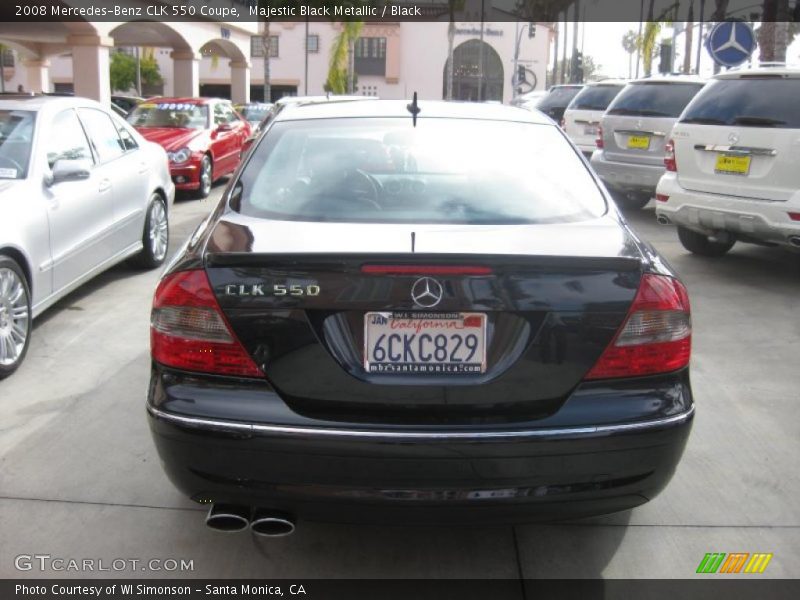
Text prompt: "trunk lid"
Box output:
[[203, 215, 645, 424], [672, 75, 800, 201], [600, 114, 676, 167], [673, 123, 799, 201]]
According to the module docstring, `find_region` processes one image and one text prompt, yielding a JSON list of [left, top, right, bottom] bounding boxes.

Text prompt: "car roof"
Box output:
[[273, 99, 554, 125], [627, 74, 706, 85], [715, 65, 800, 79], [584, 79, 628, 86], [275, 95, 374, 106], [144, 97, 227, 105], [0, 94, 106, 112]]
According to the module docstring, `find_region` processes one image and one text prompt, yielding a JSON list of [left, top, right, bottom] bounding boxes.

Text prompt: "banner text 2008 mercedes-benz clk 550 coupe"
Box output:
[[146, 100, 694, 536]]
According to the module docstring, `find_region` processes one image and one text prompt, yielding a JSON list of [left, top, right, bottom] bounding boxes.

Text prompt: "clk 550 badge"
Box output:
[[224, 284, 321, 297]]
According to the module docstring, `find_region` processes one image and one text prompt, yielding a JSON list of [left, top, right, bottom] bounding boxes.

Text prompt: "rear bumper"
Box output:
[[146, 368, 694, 524], [656, 173, 800, 247], [591, 151, 665, 193]]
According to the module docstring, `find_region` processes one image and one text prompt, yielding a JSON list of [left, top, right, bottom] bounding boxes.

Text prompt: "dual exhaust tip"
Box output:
[[205, 504, 295, 537]]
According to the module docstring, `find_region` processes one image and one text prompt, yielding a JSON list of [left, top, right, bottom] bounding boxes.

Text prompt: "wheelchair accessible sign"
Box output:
[[706, 21, 757, 68]]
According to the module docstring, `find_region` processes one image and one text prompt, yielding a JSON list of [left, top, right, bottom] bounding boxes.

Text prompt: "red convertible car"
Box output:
[[127, 98, 251, 198]]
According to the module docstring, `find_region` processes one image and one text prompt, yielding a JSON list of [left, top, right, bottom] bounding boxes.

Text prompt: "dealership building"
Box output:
[[0, 2, 551, 104]]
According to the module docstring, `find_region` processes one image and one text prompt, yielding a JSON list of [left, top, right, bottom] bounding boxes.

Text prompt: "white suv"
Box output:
[[656, 66, 800, 256], [591, 76, 706, 209], [562, 80, 627, 155]]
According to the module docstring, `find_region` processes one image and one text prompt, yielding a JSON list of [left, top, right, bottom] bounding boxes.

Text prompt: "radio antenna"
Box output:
[[406, 92, 421, 127]]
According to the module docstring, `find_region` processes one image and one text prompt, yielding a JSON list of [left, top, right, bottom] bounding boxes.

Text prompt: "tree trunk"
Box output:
[[683, 20, 694, 74], [446, 18, 455, 100], [759, 1, 791, 63], [347, 38, 354, 94], [262, 22, 271, 103]]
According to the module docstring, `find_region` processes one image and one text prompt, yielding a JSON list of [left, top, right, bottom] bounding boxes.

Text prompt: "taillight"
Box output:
[[150, 270, 263, 377], [585, 274, 690, 380], [656, 194, 670, 202], [595, 124, 604, 149], [664, 139, 677, 172], [788, 212, 800, 221]]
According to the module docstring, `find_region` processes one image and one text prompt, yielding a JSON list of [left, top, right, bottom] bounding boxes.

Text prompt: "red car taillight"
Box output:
[[595, 124, 604, 149], [664, 139, 677, 172], [585, 274, 691, 380], [150, 270, 263, 377]]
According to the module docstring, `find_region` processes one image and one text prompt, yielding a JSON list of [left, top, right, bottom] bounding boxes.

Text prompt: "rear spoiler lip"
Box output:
[[204, 252, 644, 273]]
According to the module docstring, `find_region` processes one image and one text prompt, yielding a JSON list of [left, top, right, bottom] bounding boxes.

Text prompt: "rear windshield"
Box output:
[[537, 87, 583, 110], [606, 82, 704, 118], [680, 77, 800, 128], [127, 102, 208, 129], [238, 104, 271, 123], [568, 85, 624, 111], [237, 118, 606, 225]]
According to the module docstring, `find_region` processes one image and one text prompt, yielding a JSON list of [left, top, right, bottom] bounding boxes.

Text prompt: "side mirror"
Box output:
[[47, 159, 92, 186], [242, 136, 256, 154]]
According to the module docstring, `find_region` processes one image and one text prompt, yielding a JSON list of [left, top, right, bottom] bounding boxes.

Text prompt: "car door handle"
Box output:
[[98, 179, 111, 193]]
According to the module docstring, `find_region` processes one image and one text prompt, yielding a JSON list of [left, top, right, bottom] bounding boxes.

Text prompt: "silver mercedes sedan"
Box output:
[[0, 95, 175, 378]]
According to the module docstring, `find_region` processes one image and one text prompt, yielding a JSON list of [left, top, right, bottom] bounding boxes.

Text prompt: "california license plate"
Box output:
[[715, 154, 751, 175], [364, 312, 487, 375], [627, 135, 651, 150]]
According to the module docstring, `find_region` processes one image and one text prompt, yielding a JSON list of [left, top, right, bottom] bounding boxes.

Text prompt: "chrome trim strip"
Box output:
[[615, 129, 667, 137], [147, 405, 694, 441], [693, 144, 777, 156]]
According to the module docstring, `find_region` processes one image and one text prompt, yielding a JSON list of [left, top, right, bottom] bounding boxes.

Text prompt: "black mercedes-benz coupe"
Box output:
[[147, 100, 693, 536]]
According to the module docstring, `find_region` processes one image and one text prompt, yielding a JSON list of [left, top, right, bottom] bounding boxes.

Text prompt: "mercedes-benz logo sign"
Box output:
[[411, 277, 444, 308], [728, 132, 739, 145]]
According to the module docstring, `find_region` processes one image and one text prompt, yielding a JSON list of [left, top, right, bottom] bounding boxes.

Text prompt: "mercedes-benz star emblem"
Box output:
[[411, 277, 444, 308], [728, 132, 739, 145], [713, 23, 748, 55]]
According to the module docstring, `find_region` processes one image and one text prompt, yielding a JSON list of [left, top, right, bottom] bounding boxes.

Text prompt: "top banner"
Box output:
[[2, 0, 800, 23]]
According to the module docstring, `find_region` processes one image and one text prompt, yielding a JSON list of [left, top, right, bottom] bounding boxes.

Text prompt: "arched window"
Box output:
[[443, 39, 504, 102]]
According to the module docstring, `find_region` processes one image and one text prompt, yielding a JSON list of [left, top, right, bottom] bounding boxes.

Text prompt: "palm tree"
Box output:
[[641, 21, 662, 77], [326, 22, 363, 94], [621, 30, 639, 79]]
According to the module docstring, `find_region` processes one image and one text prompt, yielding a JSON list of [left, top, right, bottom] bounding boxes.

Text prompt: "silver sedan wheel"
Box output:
[[0, 267, 29, 367], [148, 199, 169, 262]]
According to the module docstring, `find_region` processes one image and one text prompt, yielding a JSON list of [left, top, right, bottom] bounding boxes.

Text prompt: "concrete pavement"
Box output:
[[1, 192, 798, 579]]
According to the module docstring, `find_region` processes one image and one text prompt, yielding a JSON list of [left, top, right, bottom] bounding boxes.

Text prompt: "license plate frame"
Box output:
[[583, 124, 598, 136], [363, 312, 487, 375], [715, 153, 752, 176], [627, 135, 651, 150]]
